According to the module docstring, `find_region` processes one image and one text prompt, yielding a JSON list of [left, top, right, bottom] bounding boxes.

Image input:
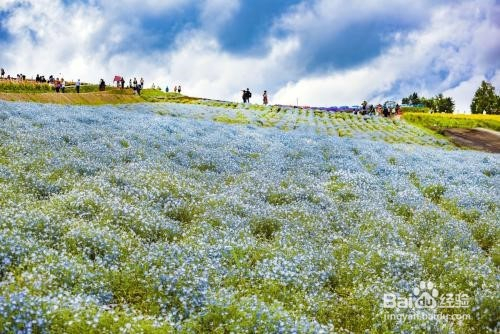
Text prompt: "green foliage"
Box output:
[[402, 92, 454, 113], [389, 203, 415, 221], [402, 92, 421, 105], [433, 93, 455, 113], [140, 89, 199, 103], [194, 162, 217, 172], [266, 192, 294, 205], [338, 190, 357, 202], [401, 106, 431, 113], [471, 80, 500, 114], [213, 111, 249, 125], [402, 112, 500, 131], [164, 203, 204, 225], [49, 307, 173, 333], [0, 80, 52, 93], [422, 184, 446, 203], [119, 139, 130, 148], [63, 84, 100, 93], [250, 217, 281, 240]]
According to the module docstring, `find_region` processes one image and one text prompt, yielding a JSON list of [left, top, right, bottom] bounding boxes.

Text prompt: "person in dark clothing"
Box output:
[[136, 84, 141, 96], [120, 77, 125, 89], [383, 106, 389, 117], [369, 104, 375, 115], [99, 79, 106, 91], [263, 90, 268, 105], [242, 89, 247, 103], [0, 68, 4, 78], [178, 85, 181, 94], [244, 88, 252, 103]]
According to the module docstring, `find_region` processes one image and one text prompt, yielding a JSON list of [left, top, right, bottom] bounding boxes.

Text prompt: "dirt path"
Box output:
[[443, 128, 500, 153]]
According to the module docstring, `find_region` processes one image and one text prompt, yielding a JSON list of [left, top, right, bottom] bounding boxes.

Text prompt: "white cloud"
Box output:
[[200, 0, 240, 31], [0, 0, 498, 112], [274, 0, 500, 111]]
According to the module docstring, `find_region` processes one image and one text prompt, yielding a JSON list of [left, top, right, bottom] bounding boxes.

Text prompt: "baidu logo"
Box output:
[[382, 281, 469, 310], [413, 281, 439, 309]]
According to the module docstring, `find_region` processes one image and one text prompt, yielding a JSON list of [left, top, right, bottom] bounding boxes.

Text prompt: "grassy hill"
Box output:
[[403, 112, 500, 132], [0, 91, 144, 105], [0, 100, 498, 333]]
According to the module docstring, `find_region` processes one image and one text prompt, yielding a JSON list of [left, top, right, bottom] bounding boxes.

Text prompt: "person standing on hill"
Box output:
[[165, 86, 169, 93], [245, 88, 252, 103], [178, 85, 181, 94], [361, 100, 368, 115], [61, 78, 65, 93], [263, 90, 268, 105], [55, 78, 61, 93], [395, 104, 401, 115], [174, 86, 177, 93], [99, 79, 106, 91], [140, 77, 144, 89], [120, 77, 125, 89], [0, 68, 4, 78], [76, 79, 81, 93], [383, 105, 389, 117]]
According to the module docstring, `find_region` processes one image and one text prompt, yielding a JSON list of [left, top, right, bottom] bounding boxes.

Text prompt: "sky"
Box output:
[[0, 0, 499, 112]]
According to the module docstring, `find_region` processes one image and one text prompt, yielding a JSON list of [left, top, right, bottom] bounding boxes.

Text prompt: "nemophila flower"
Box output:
[[0, 100, 498, 332]]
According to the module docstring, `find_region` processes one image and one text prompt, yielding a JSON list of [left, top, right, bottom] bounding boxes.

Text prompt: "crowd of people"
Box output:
[[0, 68, 27, 81], [355, 100, 402, 117], [0, 67, 403, 115]]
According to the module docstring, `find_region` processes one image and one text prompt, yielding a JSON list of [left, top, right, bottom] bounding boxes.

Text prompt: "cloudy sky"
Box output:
[[0, 0, 499, 111]]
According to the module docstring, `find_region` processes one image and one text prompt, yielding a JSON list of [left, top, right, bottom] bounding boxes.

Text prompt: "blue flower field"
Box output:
[[0, 101, 498, 333]]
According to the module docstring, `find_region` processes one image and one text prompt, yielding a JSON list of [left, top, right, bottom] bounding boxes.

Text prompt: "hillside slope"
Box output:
[[0, 101, 498, 333], [0, 91, 144, 105]]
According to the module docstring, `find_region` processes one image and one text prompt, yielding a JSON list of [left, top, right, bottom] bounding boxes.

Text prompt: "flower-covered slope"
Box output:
[[0, 101, 498, 333]]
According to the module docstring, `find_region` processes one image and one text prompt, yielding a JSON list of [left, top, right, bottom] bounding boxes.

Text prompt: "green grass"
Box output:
[[401, 106, 431, 113], [62, 84, 100, 93], [140, 89, 200, 103], [403, 112, 500, 131], [250, 217, 281, 240], [213, 111, 249, 125]]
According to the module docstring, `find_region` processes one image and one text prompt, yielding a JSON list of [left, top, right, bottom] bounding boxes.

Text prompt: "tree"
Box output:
[[471, 81, 500, 114], [401, 92, 420, 105], [434, 93, 455, 113], [410, 92, 420, 105], [420, 96, 434, 109]]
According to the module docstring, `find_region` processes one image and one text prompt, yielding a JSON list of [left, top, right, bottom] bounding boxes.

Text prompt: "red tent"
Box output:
[[113, 76, 123, 82]]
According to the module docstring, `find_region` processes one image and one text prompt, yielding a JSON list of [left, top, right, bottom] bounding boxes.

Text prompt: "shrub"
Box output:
[[266, 192, 294, 205], [250, 217, 281, 240], [423, 184, 446, 203]]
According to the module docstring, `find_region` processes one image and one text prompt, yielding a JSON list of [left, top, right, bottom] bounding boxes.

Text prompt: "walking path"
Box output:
[[443, 128, 500, 153]]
